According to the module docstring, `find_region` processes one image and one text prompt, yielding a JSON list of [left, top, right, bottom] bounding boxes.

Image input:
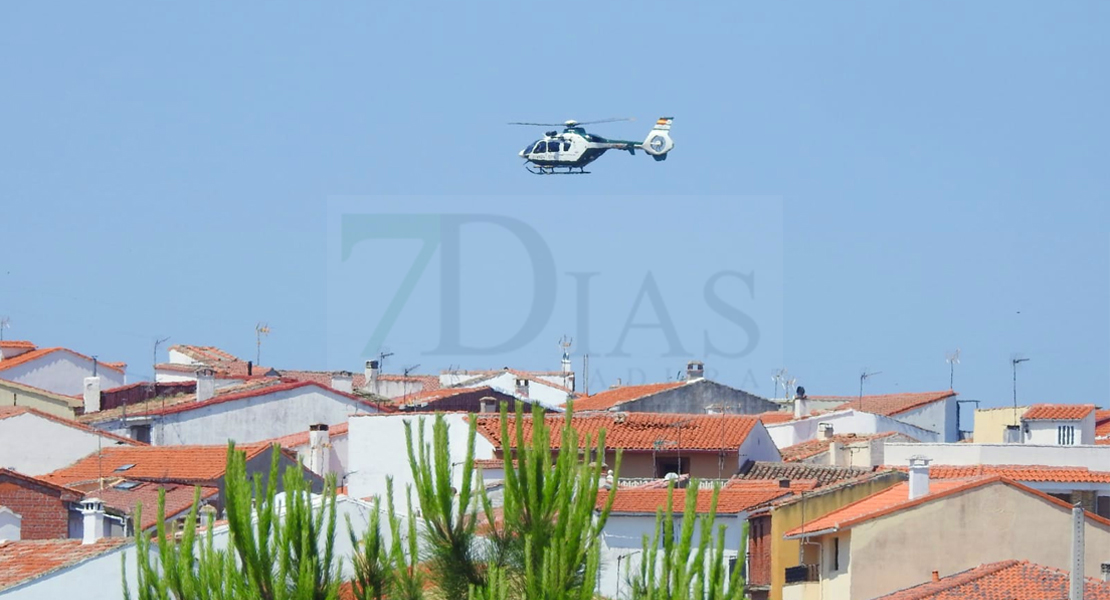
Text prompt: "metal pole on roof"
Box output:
[[154, 336, 170, 445], [1012, 357, 1029, 426]]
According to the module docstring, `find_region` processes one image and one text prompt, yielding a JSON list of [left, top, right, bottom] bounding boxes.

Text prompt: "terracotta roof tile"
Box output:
[[0, 341, 36, 350], [888, 464, 1110, 483], [573, 382, 686, 411], [784, 476, 1110, 538], [756, 411, 794, 424], [779, 432, 904, 462], [0, 347, 126, 374], [0, 406, 144, 446], [0, 538, 129, 592], [809, 391, 955, 417], [875, 559, 1110, 600], [473, 412, 760, 452], [41, 444, 273, 487], [89, 482, 219, 531], [1097, 410, 1110, 438], [265, 421, 350, 449], [1022, 403, 1097, 421], [735, 461, 875, 487], [599, 484, 792, 514], [0, 468, 84, 499]]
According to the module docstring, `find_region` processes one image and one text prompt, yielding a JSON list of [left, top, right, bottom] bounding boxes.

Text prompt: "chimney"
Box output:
[[829, 441, 845, 467], [196, 367, 216, 403], [247, 361, 253, 376], [819, 423, 835, 439], [1101, 563, 1110, 583], [931, 571, 939, 582], [1070, 504, 1084, 600], [79, 498, 106, 545], [515, 378, 529, 398], [686, 361, 705, 380], [908, 456, 931, 500], [83, 376, 102, 414], [793, 397, 809, 419], [307, 424, 330, 476], [479, 396, 498, 413], [1003, 425, 1022, 444], [365, 360, 380, 393], [331, 371, 353, 394]]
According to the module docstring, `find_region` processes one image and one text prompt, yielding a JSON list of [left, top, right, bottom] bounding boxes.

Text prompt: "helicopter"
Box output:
[[511, 117, 674, 174]]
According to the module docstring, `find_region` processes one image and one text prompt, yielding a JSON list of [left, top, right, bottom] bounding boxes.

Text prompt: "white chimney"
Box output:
[[1101, 562, 1110, 583], [819, 423, 834, 439], [196, 368, 216, 403], [1070, 505, 1084, 600], [479, 396, 498, 414], [331, 371, 353, 394], [908, 456, 931, 500], [79, 498, 106, 545], [83, 376, 102, 414], [1003, 425, 1022, 444], [307, 424, 330, 476], [515, 378, 529, 398], [686, 361, 705, 380], [829, 441, 845, 467], [365, 360, 380, 394], [0, 506, 21, 541], [793, 397, 809, 419]]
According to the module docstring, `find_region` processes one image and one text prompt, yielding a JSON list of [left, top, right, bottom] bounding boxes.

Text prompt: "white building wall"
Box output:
[[347, 413, 496, 508], [478, 372, 569, 410], [102, 388, 377, 446], [0, 508, 20, 541], [1025, 416, 1096, 445], [0, 412, 139, 475], [0, 545, 144, 600], [885, 442, 1110, 469], [895, 398, 958, 443], [738, 423, 782, 465], [2, 352, 126, 397], [765, 410, 939, 449], [289, 433, 350, 481]]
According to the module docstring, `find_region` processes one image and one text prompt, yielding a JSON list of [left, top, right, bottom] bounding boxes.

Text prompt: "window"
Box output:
[[654, 457, 690, 478], [832, 537, 840, 572], [532, 141, 547, 154], [130, 424, 151, 444], [114, 463, 136, 472], [562, 141, 571, 151], [1057, 425, 1076, 445]]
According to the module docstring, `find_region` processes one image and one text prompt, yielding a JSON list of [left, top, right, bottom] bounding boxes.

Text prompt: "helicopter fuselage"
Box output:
[[519, 127, 639, 171]]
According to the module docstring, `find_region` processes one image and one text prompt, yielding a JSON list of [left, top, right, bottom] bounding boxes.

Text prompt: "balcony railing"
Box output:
[[784, 564, 819, 584]]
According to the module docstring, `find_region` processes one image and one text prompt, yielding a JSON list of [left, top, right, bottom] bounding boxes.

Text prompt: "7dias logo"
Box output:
[[339, 213, 762, 361]]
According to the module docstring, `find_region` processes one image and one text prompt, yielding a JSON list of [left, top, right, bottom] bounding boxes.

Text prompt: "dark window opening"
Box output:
[[654, 457, 690, 478], [130, 425, 151, 444], [562, 141, 571, 151], [533, 142, 547, 154], [832, 537, 840, 572]]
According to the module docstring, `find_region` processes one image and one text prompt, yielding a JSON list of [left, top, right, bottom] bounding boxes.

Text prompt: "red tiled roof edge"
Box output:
[[0, 468, 85, 499], [128, 380, 377, 418], [0, 406, 144, 446], [0, 348, 126, 374]]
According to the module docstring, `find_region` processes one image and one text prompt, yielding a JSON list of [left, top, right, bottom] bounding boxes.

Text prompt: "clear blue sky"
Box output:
[[2, 2, 1107, 410]]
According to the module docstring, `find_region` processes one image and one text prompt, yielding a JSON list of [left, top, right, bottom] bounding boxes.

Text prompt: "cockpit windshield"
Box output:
[[532, 141, 547, 154]]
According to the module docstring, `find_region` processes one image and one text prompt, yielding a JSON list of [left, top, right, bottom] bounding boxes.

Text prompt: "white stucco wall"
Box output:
[[895, 398, 958, 443], [1, 352, 126, 397], [885, 442, 1110, 469], [1025, 416, 1096, 445], [289, 433, 350, 481], [101, 388, 378, 447], [738, 422, 782, 465], [599, 512, 745, 599], [766, 410, 939, 449], [347, 413, 496, 508], [0, 544, 145, 599], [0, 412, 138, 475], [468, 372, 570, 410]]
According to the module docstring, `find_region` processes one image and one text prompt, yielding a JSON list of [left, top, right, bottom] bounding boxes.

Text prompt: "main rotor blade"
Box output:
[[508, 122, 564, 126], [573, 117, 635, 126]]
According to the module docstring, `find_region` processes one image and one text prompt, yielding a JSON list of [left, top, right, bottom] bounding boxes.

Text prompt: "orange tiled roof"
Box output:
[[756, 411, 794, 424], [0, 340, 36, 349], [1097, 410, 1110, 436], [784, 476, 1110, 538], [41, 444, 273, 487], [1022, 403, 1096, 421], [265, 421, 351, 449], [0, 468, 84, 499], [599, 484, 792, 515], [0, 538, 129, 592], [889, 464, 1110, 483], [811, 391, 956, 417], [735, 461, 876, 487], [0, 347, 125, 374], [89, 482, 219, 531], [572, 382, 686, 411], [780, 432, 903, 462], [0, 406, 144, 446], [875, 559, 1110, 600], [473, 412, 760, 452]]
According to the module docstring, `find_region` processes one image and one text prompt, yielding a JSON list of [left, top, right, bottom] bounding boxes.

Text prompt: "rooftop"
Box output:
[[0, 538, 129, 593], [0, 347, 126, 374], [779, 432, 904, 462], [41, 443, 273, 488], [1022, 403, 1097, 421], [807, 391, 956, 417], [473, 412, 761, 452], [0, 406, 144, 446], [89, 481, 219, 531], [599, 482, 793, 515], [1098, 410, 1110, 444], [735, 460, 877, 487], [572, 381, 686, 411], [265, 421, 351, 449], [890, 464, 1110, 483], [874, 559, 1110, 600]]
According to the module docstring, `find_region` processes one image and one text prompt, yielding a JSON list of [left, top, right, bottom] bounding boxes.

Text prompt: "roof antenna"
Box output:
[[0, 316, 10, 341], [945, 349, 961, 390], [255, 322, 270, 366], [154, 336, 171, 445], [859, 369, 881, 409], [1011, 356, 1030, 426], [403, 364, 421, 407]]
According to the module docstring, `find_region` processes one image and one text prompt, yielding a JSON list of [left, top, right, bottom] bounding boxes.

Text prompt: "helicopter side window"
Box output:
[[533, 141, 547, 154], [562, 141, 571, 151]]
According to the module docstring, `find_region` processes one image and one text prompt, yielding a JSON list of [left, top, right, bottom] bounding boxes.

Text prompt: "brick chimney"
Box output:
[[331, 371, 353, 394], [306, 424, 330, 476], [83, 376, 101, 414], [79, 498, 106, 545], [196, 367, 216, 403], [908, 456, 931, 500]]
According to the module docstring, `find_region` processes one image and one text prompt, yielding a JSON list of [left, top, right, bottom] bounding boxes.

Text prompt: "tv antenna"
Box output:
[[859, 369, 881, 406], [559, 335, 573, 354], [945, 349, 961, 390], [0, 317, 9, 341], [402, 364, 421, 407], [1011, 356, 1030, 425], [378, 350, 394, 372], [771, 368, 790, 401], [255, 322, 270, 365]]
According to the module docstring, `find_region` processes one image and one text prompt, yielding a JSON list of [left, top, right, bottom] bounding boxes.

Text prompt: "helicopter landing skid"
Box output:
[[525, 164, 590, 175]]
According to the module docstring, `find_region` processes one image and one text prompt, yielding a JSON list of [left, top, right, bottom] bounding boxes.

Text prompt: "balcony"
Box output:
[[784, 564, 819, 584]]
